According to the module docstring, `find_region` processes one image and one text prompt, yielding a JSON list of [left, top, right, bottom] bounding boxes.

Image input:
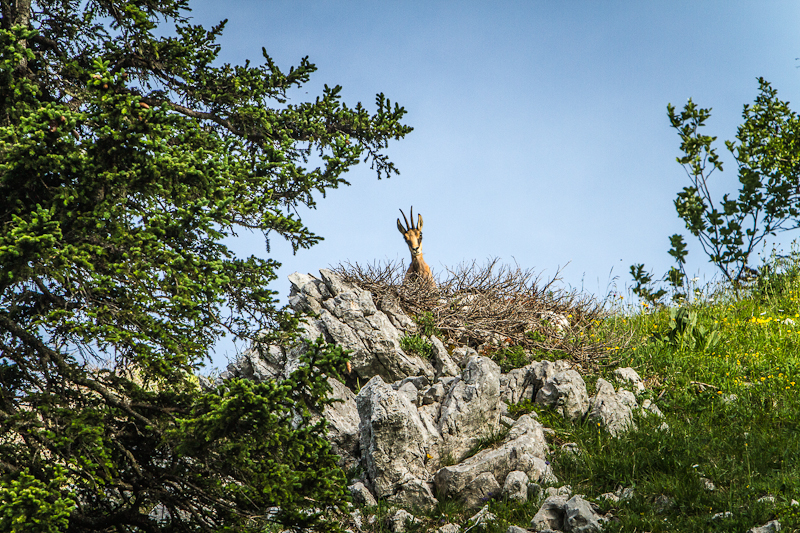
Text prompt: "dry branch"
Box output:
[[331, 259, 630, 366]]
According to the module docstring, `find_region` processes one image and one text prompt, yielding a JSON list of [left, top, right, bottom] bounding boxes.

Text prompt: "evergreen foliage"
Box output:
[[0, 0, 411, 530]]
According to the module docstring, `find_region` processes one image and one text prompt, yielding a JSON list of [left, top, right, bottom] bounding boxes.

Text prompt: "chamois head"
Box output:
[[397, 207, 424, 257], [397, 207, 435, 287]]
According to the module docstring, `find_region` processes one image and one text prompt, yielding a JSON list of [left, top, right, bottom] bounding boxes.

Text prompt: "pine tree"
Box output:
[[0, 1, 411, 530]]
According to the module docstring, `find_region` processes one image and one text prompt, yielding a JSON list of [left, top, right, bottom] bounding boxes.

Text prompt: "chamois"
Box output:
[[397, 207, 435, 288]]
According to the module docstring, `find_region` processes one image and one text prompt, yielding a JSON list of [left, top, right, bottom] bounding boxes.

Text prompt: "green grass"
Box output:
[[349, 258, 800, 532]]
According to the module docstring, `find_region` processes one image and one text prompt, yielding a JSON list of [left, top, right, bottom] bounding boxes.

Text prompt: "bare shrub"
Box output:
[[330, 259, 629, 365]]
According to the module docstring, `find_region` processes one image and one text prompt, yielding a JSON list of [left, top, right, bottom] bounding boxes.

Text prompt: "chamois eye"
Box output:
[[419, 233, 423, 242]]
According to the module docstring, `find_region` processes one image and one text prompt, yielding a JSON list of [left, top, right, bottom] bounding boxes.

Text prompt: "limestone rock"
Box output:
[[356, 376, 438, 500], [421, 382, 446, 405], [613, 367, 645, 393], [587, 378, 637, 437], [378, 295, 416, 332], [434, 415, 549, 502], [290, 269, 435, 383], [461, 471, 502, 509], [387, 479, 438, 511], [347, 481, 377, 507], [500, 362, 538, 404], [564, 495, 605, 533], [430, 335, 461, 378], [323, 378, 361, 469], [467, 504, 497, 530], [531, 495, 568, 532], [535, 370, 589, 421], [386, 509, 418, 533], [438, 356, 502, 462], [503, 470, 530, 503], [747, 520, 781, 533]]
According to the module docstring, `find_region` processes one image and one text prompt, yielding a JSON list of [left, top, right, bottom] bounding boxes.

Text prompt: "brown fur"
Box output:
[[397, 207, 435, 288]]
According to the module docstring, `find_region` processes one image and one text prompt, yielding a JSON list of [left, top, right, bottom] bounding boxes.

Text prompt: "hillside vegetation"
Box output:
[[336, 254, 800, 533]]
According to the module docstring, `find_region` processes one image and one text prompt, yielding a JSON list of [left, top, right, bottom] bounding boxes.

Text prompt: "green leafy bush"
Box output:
[[401, 334, 434, 359]]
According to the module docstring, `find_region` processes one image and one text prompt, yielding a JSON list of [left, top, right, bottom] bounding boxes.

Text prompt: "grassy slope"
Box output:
[[358, 269, 800, 533]]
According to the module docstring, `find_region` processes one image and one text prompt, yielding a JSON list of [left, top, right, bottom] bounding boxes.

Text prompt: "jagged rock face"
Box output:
[[460, 471, 501, 509], [535, 369, 589, 421], [438, 356, 502, 462], [563, 495, 606, 533], [323, 378, 361, 470], [587, 378, 638, 437], [503, 470, 530, 503], [287, 269, 436, 384], [220, 269, 666, 524], [356, 376, 439, 504], [434, 415, 549, 503], [531, 495, 568, 531]]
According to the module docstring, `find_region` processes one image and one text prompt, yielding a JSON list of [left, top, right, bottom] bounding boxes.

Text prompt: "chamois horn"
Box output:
[[399, 208, 411, 231]]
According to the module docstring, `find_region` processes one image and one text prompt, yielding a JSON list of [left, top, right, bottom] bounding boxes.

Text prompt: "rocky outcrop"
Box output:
[[587, 378, 638, 437], [535, 369, 589, 421], [288, 269, 436, 383], [356, 375, 438, 508], [434, 415, 550, 507], [438, 356, 502, 462], [219, 269, 673, 530]]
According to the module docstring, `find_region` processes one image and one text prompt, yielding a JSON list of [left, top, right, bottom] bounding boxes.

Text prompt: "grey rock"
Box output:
[[530, 360, 571, 391], [564, 495, 605, 533], [545, 485, 573, 499], [438, 524, 461, 533], [289, 269, 435, 383], [747, 520, 781, 533], [614, 367, 645, 393], [500, 363, 538, 404], [386, 509, 417, 533], [500, 415, 517, 428], [506, 527, 530, 533], [452, 346, 479, 366], [503, 470, 530, 503], [600, 486, 634, 503], [461, 471, 502, 509], [347, 481, 377, 507], [535, 370, 589, 421], [288, 271, 331, 314], [467, 504, 497, 530], [434, 415, 549, 501], [531, 495, 568, 532], [587, 378, 637, 436], [349, 508, 365, 532], [561, 442, 580, 455], [438, 356, 502, 462], [378, 295, 417, 332], [396, 375, 431, 391], [387, 479, 438, 511], [356, 376, 438, 499], [396, 381, 419, 406], [700, 477, 715, 491], [421, 382, 446, 405], [323, 378, 361, 469], [430, 335, 461, 378]]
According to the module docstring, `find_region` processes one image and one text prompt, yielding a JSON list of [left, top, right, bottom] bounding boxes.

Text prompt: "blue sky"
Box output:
[[185, 1, 800, 367]]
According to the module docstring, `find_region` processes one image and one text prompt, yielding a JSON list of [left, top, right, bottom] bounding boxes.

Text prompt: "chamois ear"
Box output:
[[397, 218, 406, 234], [417, 214, 423, 230]]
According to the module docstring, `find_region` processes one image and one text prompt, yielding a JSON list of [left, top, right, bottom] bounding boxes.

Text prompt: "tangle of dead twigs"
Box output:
[[330, 259, 633, 366]]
